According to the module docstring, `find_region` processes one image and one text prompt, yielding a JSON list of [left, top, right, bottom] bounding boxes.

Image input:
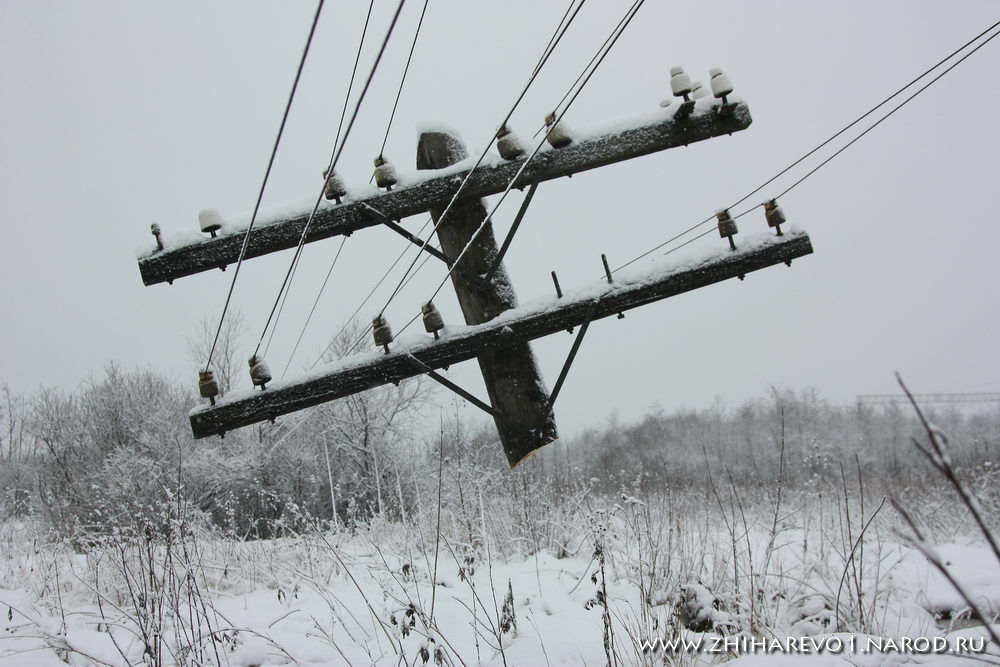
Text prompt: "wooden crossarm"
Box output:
[[139, 101, 752, 286], [189, 230, 811, 439]]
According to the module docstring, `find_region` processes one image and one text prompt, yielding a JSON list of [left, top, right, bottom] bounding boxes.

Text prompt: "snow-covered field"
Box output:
[[2, 490, 998, 666]]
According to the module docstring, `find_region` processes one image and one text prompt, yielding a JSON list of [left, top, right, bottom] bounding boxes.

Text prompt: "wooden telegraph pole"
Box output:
[[416, 130, 557, 465], [141, 96, 815, 466]]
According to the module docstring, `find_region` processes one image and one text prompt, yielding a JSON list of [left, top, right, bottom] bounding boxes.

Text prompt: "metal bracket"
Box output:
[[548, 298, 600, 408], [401, 353, 509, 423], [484, 182, 539, 284]]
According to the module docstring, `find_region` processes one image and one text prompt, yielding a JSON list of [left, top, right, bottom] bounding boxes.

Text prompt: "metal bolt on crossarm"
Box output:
[[322, 168, 348, 204], [543, 111, 574, 149], [373, 155, 398, 191], [199, 209, 223, 238], [421, 301, 444, 339], [601, 254, 625, 319], [710, 67, 734, 105], [199, 369, 220, 406], [151, 223, 164, 251], [496, 124, 527, 160], [249, 354, 272, 390], [551, 270, 563, 298], [372, 315, 393, 353], [551, 271, 574, 333]]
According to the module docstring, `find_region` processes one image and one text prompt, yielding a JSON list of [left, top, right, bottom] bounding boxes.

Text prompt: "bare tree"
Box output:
[[305, 319, 434, 519]]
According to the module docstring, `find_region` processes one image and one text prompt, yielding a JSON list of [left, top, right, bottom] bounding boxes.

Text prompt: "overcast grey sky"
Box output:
[[1, 1, 998, 435]]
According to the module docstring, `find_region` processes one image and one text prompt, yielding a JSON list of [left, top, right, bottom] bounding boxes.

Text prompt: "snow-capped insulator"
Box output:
[[717, 209, 738, 251], [151, 223, 164, 251], [710, 68, 734, 105], [199, 209, 223, 238], [372, 315, 393, 353], [199, 370, 220, 406], [322, 168, 348, 204], [496, 124, 526, 161], [248, 354, 272, 390], [764, 199, 786, 236], [543, 112, 574, 149], [690, 81, 708, 100], [658, 98, 673, 108], [670, 66, 692, 101], [421, 301, 445, 339], [373, 156, 398, 191]]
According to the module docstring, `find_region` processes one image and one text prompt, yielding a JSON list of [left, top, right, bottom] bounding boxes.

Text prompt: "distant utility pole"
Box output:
[[140, 99, 814, 466]]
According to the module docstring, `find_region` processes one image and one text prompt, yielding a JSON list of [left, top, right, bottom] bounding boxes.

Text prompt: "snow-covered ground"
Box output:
[[2, 504, 998, 666]]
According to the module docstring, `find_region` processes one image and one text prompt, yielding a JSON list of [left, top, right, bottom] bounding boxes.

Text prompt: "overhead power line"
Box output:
[[613, 17, 1000, 274], [378, 0, 432, 158], [372, 0, 590, 321], [423, 0, 647, 306], [204, 0, 326, 372], [294, 0, 591, 371], [263, 0, 378, 360], [253, 0, 409, 359]]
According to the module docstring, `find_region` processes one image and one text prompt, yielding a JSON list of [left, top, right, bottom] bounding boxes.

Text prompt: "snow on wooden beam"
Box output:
[[189, 229, 811, 441], [139, 100, 752, 286]]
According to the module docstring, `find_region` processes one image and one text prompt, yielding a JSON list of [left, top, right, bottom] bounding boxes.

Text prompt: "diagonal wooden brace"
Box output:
[[360, 203, 452, 265], [402, 353, 508, 424], [548, 298, 600, 408], [484, 182, 539, 285]]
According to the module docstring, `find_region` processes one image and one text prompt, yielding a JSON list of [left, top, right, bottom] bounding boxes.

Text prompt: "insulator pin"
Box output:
[[323, 168, 348, 204], [248, 355, 272, 390], [496, 125, 526, 160], [373, 156, 398, 191], [199, 370, 220, 406], [421, 301, 444, 339], [601, 254, 625, 319], [764, 199, 786, 235], [670, 66, 692, 101], [199, 209, 223, 237], [717, 209, 738, 251], [543, 112, 573, 149], [373, 315, 393, 353], [151, 223, 164, 251], [710, 68, 734, 105]]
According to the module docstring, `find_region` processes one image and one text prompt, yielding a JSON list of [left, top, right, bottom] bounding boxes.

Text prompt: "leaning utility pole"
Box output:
[[139, 88, 813, 466], [415, 130, 556, 463]]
